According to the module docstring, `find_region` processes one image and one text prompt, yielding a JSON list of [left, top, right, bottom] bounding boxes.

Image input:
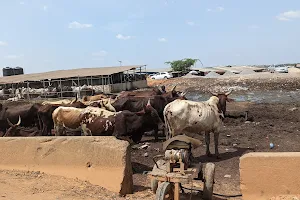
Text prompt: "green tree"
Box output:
[[165, 58, 199, 72]]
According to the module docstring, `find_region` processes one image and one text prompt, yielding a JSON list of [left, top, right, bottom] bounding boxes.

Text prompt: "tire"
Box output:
[[203, 163, 215, 200], [156, 182, 174, 200], [164, 76, 168, 79], [150, 178, 158, 194]]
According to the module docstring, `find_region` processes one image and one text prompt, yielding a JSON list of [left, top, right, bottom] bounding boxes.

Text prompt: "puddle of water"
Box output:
[[186, 90, 300, 103]]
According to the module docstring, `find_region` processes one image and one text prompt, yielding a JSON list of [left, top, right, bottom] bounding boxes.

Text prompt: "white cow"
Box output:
[[163, 96, 224, 158]]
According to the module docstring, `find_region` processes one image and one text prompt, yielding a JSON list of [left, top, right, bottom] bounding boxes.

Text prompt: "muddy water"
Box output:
[[186, 90, 300, 103]]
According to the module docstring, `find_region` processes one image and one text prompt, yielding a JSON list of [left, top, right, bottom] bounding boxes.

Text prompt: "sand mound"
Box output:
[[205, 71, 220, 78], [223, 71, 235, 76], [240, 69, 256, 75], [182, 73, 203, 78]]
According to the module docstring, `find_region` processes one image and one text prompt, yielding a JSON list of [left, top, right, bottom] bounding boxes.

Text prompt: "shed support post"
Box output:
[[77, 76, 80, 99], [26, 81, 30, 100], [59, 79, 63, 98], [101, 75, 104, 93]]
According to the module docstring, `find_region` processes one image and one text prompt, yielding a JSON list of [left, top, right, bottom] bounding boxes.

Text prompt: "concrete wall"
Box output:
[[240, 152, 300, 200], [111, 80, 147, 93], [0, 136, 133, 195]]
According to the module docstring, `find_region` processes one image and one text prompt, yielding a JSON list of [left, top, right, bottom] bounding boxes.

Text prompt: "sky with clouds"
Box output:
[[0, 0, 299, 74]]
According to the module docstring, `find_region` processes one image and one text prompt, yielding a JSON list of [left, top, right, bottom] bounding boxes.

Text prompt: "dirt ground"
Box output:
[[1, 70, 300, 199]]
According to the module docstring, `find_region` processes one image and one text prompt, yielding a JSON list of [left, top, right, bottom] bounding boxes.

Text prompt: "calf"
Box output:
[[163, 96, 224, 158]]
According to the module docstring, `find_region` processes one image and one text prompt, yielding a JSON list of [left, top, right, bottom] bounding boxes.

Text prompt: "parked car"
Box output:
[[188, 70, 199, 75], [268, 64, 288, 73], [150, 72, 173, 79]]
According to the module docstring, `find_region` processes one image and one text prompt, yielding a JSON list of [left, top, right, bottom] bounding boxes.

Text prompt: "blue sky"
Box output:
[[0, 0, 299, 74]]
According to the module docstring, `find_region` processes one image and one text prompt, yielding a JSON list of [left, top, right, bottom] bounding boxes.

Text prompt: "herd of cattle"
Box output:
[[0, 85, 234, 158]]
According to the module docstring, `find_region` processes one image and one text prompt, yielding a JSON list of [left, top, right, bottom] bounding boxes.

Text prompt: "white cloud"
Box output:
[[5, 54, 24, 59], [43, 5, 48, 11], [0, 41, 7, 46], [277, 10, 300, 21], [92, 50, 107, 57], [217, 7, 224, 11], [20, 2, 25, 5], [186, 21, 195, 26], [248, 25, 259, 29], [116, 34, 132, 40], [207, 6, 224, 12], [68, 21, 93, 29], [158, 38, 167, 42]]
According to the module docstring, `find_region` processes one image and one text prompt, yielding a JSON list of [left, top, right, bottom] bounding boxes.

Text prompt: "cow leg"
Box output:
[[54, 125, 63, 136], [205, 132, 212, 157], [154, 127, 158, 142], [214, 132, 220, 159]]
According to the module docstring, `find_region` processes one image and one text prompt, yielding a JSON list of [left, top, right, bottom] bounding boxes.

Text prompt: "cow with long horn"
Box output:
[[4, 116, 42, 137], [209, 89, 234, 116]]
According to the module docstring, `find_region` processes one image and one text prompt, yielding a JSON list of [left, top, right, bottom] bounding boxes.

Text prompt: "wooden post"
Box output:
[[174, 182, 180, 200]]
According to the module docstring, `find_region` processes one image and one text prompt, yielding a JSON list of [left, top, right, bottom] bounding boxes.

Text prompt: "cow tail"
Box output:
[[163, 111, 171, 140]]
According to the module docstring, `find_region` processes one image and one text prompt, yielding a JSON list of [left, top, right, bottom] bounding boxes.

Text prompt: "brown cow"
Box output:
[[80, 100, 164, 143], [0, 102, 41, 133], [117, 86, 164, 99], [82, 98, 116, 112], [82, 94, 109, 102], [4, 117, 42, 137], [53, 106, 117, 136], [37, 100, 87, 136]]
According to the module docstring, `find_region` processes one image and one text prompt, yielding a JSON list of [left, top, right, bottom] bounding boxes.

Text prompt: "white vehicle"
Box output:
[[268, 64, 288, 73], [151, 72, 173, 79]]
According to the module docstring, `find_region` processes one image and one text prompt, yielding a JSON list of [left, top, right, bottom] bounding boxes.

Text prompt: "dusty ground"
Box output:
[[132, 101, 300, 199], [1, 69, 300, 199]]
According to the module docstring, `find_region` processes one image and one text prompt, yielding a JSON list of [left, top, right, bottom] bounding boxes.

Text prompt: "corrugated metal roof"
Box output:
[[0, 65, 145, 84]]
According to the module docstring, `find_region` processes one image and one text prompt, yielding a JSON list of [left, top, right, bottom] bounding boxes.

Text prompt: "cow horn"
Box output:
[[171, 84, 178, 92], [209, 90, 218, 96], [6, 118, 14, 127], [16, 116, 21, 126], [225, 89, 232, 96], [146, 99, 151, 107], [71, 95, 78, 104]]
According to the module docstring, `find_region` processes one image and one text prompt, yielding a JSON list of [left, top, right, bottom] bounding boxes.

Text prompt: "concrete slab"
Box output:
[[0, 136, 133, 195], [240, 152, 300, 200]]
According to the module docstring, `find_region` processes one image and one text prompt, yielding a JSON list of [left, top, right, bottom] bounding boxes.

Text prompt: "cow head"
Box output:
[[5, 116, 21, 137], [152, 87, 163, 95], [171, 84, 178, 97], [144, 99, 165, 130], [104, 98, 117, 112], [209, 89, 234, 115], [161, 85, 166, 93]]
